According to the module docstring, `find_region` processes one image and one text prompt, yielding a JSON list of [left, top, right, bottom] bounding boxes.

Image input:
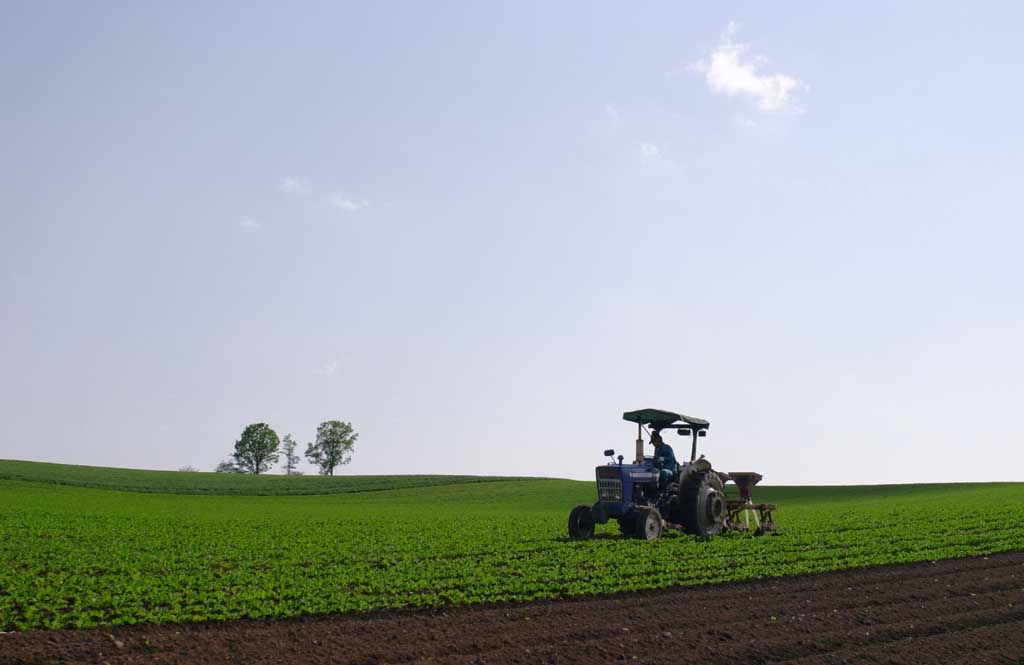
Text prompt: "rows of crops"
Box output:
[[2, 465, 1023, 631]]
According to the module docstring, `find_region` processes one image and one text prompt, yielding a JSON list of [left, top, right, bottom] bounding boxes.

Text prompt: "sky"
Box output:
[[2, 2, 1022, 484]]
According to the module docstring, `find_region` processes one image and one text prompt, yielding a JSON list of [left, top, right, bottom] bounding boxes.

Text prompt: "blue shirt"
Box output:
[[653, 443, 678, 474]]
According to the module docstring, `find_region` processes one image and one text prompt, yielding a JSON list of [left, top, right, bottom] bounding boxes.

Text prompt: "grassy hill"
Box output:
[[0, 459, 533, 495], [2, 459, 1023, 631]]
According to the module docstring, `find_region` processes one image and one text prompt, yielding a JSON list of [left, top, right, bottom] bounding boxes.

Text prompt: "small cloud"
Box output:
[[639, 142, 660, 158], [691, 22, 806, 114], [605, 104, 620, 125], [734, 115, 758, 129], [280, 177, 311, 195], [637, 141, 681, 169], [327, 195, 369, 213], [238, 218, 260, 229], [312, 361, 338, 376]]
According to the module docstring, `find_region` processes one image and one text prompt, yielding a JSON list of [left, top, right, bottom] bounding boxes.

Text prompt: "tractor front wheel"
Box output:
[[634, 507, 663, 540], [568, 505, 595, 539]]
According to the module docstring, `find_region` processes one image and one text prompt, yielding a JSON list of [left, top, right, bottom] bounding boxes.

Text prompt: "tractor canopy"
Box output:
[[622, 408, 709, 429]]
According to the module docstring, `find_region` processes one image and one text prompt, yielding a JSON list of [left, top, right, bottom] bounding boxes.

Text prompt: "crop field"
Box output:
[[0, 459, 525, 495], [2, 460, 1024, 632]]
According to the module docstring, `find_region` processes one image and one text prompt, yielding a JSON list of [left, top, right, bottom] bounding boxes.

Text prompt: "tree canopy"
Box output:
[[214, 460, 241, 473], [304, 420, 357, 476], [232, 423, 280, 474], [280, 434, 302, 476]]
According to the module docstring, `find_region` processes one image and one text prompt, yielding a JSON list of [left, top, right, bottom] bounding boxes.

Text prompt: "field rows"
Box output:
[[3, 474, 1024, 631]]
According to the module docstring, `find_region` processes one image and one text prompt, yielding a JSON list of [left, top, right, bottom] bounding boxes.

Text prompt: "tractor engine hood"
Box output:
[[596, 464, 659, 483]]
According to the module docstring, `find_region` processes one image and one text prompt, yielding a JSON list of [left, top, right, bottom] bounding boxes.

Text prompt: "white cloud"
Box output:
[[605, 104, 620, 125], [280, 177, 311, 195], [639, 142, 660, 158], [312, 361, 338, 376], [238, 218, 260, 229], [734, 115, 758, 130], [692, 22, 806, 114], [327, 195, 370, 213], [636, 141, 681, 169]]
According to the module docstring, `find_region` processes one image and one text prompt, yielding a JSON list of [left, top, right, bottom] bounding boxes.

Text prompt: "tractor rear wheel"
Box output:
[[634, 507, 663, 540], [568, 505, 595, 539], [677, 471, 726, 536]]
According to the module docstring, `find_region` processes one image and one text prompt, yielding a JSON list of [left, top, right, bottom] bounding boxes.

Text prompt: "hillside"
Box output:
[[0, 459, 533, 495]]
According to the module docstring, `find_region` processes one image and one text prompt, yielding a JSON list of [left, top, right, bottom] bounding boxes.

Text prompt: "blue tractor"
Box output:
[[568, 408, 774, 540]]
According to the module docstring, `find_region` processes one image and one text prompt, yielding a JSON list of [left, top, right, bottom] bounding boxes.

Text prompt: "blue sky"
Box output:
[[2, 2, 1022, 483]]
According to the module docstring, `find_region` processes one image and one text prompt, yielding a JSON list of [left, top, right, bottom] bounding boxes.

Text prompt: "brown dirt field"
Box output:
[[3, 551, 1023, 665]]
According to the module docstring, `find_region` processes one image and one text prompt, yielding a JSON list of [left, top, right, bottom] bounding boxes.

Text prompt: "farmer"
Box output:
[[651, 431, 678, 485]]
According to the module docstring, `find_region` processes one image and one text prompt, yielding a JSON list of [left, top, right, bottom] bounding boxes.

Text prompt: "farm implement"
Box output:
[[568, 408, 777, 540]]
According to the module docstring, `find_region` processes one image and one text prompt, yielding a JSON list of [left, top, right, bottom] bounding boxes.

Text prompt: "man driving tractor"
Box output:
[[650, 430, 678, 485]]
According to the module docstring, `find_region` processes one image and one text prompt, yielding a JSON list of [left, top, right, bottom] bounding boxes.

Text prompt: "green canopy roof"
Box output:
[[622, 408, 709, 428]]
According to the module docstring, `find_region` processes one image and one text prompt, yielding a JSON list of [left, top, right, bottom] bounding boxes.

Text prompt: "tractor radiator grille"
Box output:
[[598, 479, 623, 502]]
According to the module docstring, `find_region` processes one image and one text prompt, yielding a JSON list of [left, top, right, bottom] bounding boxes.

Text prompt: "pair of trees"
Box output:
[[217, 421, 358, 475]]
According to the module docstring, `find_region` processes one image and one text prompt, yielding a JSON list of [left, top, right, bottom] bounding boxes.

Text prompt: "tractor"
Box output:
[[567, 408, 776, 540]]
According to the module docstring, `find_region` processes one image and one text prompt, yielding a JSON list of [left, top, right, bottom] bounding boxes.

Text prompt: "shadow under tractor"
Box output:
[[568, 408, 777, 540]]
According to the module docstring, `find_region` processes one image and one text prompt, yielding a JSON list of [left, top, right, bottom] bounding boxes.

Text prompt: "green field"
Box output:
[[0, 459, 527, 495], [2, 460, 1023, 631]]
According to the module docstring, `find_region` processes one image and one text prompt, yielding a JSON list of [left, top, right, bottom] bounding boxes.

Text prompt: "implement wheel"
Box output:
[[634, 508, 663, 541], [568, 505, 595, 539], [678, 471, 726, 536]]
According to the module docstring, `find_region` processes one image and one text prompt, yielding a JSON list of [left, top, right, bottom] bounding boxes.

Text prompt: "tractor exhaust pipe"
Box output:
[[635, 423, 644, 464]]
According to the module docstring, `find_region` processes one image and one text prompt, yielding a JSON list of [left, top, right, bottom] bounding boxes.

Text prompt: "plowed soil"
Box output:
[[3, 551, 1023, 665]]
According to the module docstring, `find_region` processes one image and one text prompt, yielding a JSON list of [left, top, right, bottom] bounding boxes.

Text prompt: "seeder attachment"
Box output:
[[724, 472, 777, 535]]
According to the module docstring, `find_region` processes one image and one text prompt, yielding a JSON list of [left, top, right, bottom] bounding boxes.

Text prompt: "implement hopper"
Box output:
[[725, 471, 776, 535]]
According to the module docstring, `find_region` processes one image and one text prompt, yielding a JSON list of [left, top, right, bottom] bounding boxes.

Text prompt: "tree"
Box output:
[[304, 420, 357, 476], [214, 459, 241, 473], [178, 465, 199, 472], [280, 434, 303, 475], [231, 422, 280, 474]]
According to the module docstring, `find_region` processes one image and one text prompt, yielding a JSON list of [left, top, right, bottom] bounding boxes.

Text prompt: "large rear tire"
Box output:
[[677, 471, 726, 536], [568, 505, 595, 539], [634, 507, 663, 540]]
